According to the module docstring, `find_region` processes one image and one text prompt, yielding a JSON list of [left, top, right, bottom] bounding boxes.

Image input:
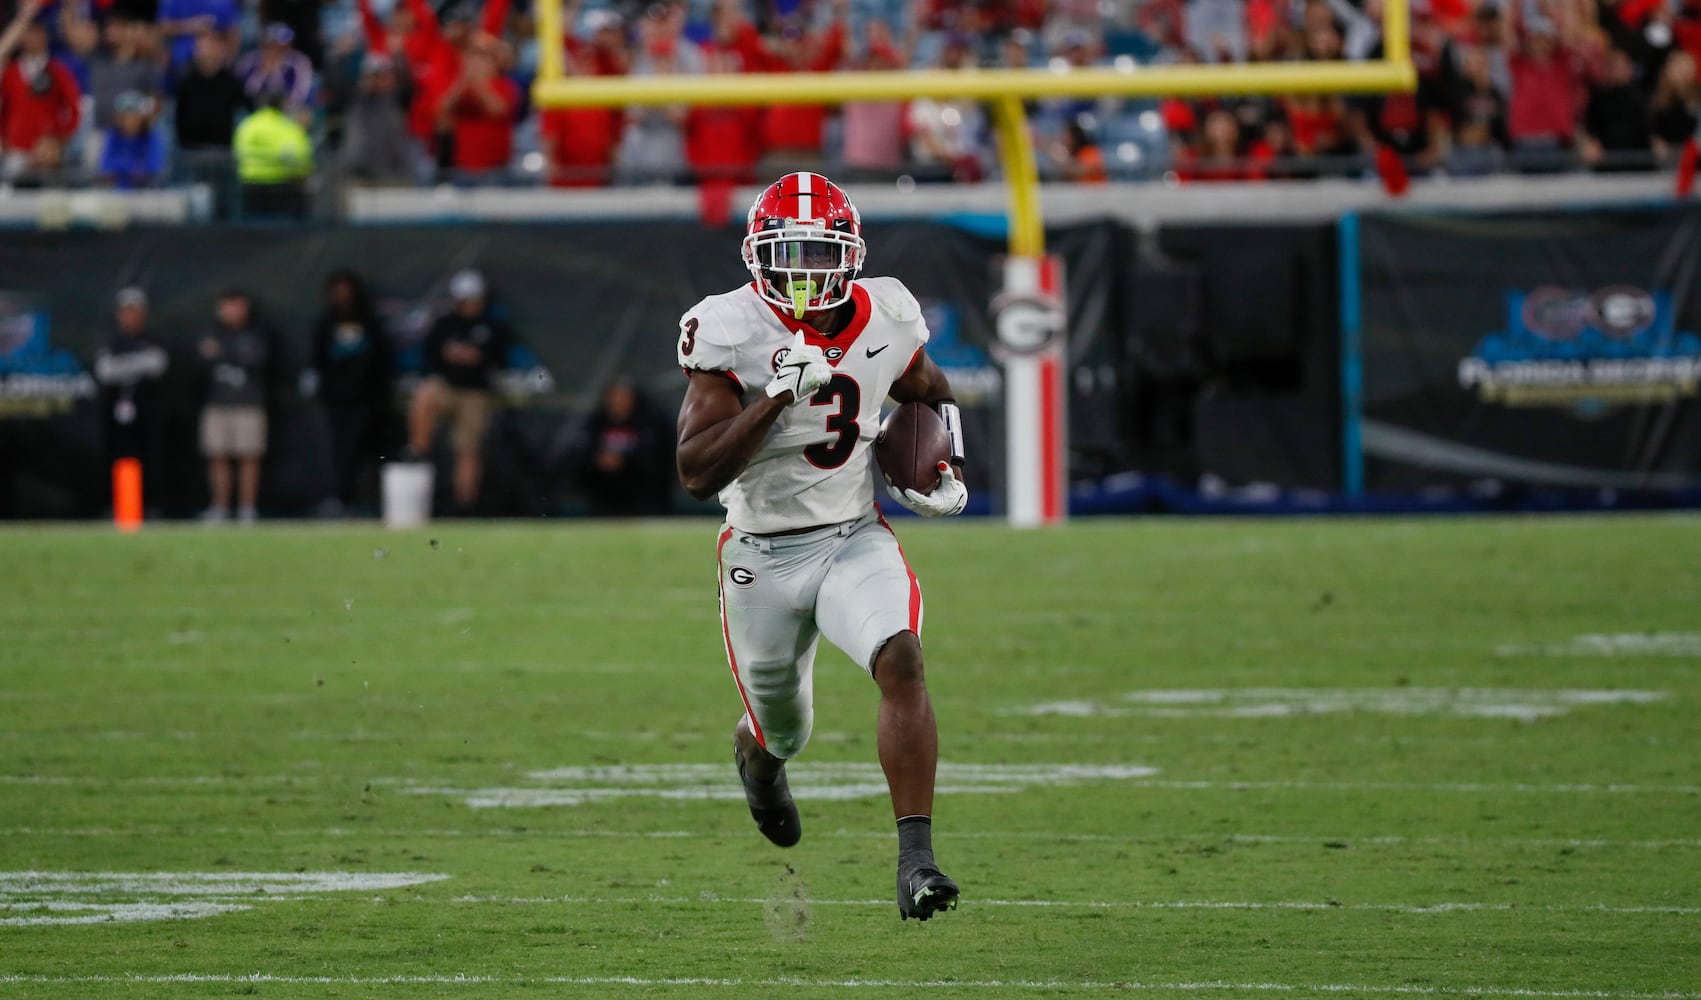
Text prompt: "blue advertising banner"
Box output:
[[1357, 208, 1701, 494]]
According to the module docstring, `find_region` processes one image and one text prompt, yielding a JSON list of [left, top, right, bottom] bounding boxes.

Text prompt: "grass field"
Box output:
[[1, 515, 1698, 998]]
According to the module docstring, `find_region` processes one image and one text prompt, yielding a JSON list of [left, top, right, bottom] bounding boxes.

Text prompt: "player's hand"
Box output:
[[889, 462, 968, 518], [765, 333, 833, 405]]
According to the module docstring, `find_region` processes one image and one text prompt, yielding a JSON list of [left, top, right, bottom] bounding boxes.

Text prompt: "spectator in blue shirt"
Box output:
[[158, 0, 240, 80], [99, 90, 166, 189]]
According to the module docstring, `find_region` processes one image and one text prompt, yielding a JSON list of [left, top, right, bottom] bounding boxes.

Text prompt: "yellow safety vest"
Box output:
[[233, 109, 314, 184]]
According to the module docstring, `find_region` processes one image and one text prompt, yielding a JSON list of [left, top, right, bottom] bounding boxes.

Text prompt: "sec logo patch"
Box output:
[[728, 566, 757, 587]]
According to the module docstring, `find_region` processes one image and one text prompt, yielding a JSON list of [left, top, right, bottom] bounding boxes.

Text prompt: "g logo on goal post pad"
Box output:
[[991, 254, 1065, 356]]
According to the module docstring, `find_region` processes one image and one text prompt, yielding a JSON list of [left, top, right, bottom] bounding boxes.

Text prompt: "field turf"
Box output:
[[1, 515, 1697, 998]]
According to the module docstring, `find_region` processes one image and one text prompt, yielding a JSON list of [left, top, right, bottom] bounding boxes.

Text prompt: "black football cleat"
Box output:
[[896, 859, 959, 921], [734, 739, 801, 848]]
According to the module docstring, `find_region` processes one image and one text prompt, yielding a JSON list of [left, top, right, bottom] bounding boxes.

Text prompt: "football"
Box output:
[[875, 402, 951, 496]]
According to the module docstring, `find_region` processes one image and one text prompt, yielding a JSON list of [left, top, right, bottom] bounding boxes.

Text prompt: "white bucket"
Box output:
[[381, 462, 434, 529]]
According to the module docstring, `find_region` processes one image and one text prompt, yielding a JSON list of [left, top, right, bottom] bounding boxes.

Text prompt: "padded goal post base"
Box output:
[[997, 255, 1067, 527]]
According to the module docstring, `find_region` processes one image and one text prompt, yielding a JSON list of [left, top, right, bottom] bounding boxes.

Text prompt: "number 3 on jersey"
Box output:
[[804, 374, 860, 469]]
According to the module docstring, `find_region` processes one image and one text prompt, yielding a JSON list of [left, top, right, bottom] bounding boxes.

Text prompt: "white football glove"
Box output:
[[765, 333, 833, 405], [889, 462, 968, 518]]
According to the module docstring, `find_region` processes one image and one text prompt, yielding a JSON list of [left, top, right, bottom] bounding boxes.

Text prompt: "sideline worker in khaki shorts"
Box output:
[[406, 269, 513, 512], [413, 378, 490, 454], [200, 405, 267, 459], [197, 290, 273, 524]]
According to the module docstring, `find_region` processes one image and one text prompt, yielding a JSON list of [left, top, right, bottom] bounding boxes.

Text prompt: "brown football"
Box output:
[[875, 402, 951, 496]]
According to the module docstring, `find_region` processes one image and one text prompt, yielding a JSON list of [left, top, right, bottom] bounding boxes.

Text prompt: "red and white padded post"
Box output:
[[995, 254, 1067, 528]]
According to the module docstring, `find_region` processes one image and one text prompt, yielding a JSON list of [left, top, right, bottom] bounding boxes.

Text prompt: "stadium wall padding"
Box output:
[[1356, 206, 1701, 494], [8, 207, 1693, 519]]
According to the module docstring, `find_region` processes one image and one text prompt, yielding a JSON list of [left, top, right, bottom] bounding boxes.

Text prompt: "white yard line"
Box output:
[[0, 775, 318, 786], [0, 872, 449, 895], [0, 872, 451, 926], [1121, 780, 1701, 795], [1, 828, 1697, 849], [2, 774, 1696, 794], [437, 895, 1701, 916], [0, 974, 1693, 997]]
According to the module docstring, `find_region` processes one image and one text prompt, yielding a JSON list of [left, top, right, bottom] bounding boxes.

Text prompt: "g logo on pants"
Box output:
[[728, 566, 757, 588]]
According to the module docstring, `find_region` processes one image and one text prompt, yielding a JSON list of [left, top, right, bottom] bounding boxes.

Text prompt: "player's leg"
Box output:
[[869, 632, 935, 818], [718, 528, 822, 847], [815, 515, 958, 920]]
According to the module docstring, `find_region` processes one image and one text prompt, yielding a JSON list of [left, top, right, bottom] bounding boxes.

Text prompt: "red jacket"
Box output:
[[0, 58, 82, 152], [1508, 50, 1583, 143], [723, 20, 845, 154], [446, 75, 518, 171], [686, 104, 762, 183], [541, 106, 620, 186]]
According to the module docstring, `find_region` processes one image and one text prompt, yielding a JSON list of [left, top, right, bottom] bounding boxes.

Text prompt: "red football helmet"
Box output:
[[742, 172, 866, 318]]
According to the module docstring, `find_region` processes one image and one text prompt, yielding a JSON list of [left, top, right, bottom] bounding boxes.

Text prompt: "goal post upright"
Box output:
[[530, 0, 1414, 525]]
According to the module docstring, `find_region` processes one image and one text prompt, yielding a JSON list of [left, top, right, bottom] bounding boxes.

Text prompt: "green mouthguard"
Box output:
[[788, 280, 817, 319]]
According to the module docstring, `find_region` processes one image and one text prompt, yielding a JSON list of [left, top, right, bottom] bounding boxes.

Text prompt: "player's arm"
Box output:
[[675, 373, 789, 501], [883, 350, 968, 516], [888, 351, 965, 475]]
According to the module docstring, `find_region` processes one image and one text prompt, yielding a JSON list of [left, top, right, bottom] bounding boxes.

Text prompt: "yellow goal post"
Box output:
[[531, 0, 1415, 257]]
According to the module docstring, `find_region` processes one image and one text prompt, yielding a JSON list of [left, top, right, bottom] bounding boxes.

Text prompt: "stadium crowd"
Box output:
[[0, 0, 1698, 199]]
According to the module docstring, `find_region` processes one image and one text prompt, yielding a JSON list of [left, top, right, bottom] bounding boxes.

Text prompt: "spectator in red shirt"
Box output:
[[1178, 107, 1265, 181], [535, 5, 629, 188], [0, 16, 81, 183], [685, 32, 761, 187], [1507, 19, 1584, 168], [752, 3, 847, 173], [436, 36, 519, 178], [921, 0, 1044, 33], [373, 0, 508, 175], [1282, 94, 1350, 157], [541, 43, 622, 187]]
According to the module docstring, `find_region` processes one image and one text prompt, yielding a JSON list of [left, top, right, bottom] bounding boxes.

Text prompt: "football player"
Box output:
[[675, 172, 969, 921]]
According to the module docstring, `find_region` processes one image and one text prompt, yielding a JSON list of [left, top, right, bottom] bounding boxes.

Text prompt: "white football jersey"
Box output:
[[678, 277, 931, 533]]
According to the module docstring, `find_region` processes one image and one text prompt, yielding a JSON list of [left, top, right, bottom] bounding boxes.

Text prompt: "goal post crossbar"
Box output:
[[530, 60, 1416, 107]]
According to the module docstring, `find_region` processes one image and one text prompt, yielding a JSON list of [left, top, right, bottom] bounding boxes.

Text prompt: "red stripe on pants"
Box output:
[[875, 509, 922, 634]]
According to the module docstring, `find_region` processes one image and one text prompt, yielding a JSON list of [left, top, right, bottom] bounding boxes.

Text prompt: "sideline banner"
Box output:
[[1358, 208, 1701, 493]]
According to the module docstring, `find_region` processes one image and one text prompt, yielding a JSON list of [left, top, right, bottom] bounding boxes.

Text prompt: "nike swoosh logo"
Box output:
[[866, 345, 890, 358]]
